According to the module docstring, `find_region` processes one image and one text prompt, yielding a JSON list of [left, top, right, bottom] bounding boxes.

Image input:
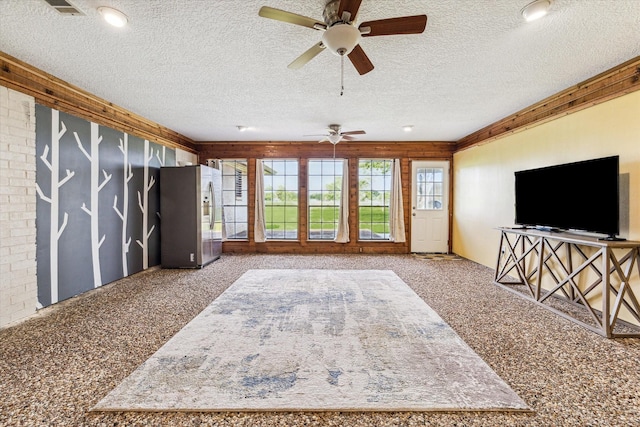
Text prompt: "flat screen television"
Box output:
[[514, 156, 619, 238]]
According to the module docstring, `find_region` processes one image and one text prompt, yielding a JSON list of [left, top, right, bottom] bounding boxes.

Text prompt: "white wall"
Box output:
[[176, 148, 197, 166], [0, 87, 37, 327]]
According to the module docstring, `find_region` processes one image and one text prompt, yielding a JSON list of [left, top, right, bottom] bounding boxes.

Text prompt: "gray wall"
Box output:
[[35, 105, 175, 307]]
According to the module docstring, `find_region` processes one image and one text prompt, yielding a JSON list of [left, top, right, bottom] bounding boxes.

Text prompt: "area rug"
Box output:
[[92, 269, 529, 412]]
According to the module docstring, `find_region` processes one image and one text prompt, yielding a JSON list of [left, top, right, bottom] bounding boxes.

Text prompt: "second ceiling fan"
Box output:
[[259, 0, 428, 75], [307, 124, 366, 145]]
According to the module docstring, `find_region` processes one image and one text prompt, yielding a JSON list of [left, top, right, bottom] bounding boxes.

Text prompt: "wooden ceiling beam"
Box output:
[[5, 49, 637, 156], [196, 141, 456, 160]]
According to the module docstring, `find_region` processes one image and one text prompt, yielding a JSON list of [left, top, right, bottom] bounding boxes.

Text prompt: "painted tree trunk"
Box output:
[[76, 123, 112, 288], [113, 133, 132, 276], [137, 139, 155, 270], [35, 109, 74, 304]]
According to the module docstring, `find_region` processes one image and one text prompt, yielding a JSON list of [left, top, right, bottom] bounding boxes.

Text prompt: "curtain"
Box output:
[[334, 159, 350, 243], [254, 159, 267, 242], [389, 159, 406, 242]]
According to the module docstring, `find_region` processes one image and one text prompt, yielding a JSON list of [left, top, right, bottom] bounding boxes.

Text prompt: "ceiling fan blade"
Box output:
[[347, 44, 374, 75], [341, 130, 366, 135], [259, 6, 324, 30], [338, 0, 363, 21], [341, 135, 356, 141], [360, 15, 427, 37], [288, 42, 326, 69]]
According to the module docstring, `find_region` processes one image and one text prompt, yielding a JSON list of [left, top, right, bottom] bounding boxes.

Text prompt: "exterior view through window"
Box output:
[[220, 160, 248, 239], [308, 159, 344, 240], [358, 159, 392, 240], [416, 167, 444, 210], [262, 159, 299, 239]]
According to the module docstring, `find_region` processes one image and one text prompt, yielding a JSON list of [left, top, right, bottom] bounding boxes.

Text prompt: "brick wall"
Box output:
[[0, 86, 37, 328]]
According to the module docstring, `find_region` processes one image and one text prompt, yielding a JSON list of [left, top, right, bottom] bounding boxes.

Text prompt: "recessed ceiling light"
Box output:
[[98, 6, 128, 27], [403, 125, 414, 132], [236, 126, 249, 132], [521, 0, 551, 22]]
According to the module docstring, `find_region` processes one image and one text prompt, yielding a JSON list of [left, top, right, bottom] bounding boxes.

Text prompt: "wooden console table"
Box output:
[[494, 227, 640, 338]]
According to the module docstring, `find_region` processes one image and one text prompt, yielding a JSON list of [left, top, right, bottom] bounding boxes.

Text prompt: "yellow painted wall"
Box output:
[[453, 90, 640, 327], [453, 90, 640, 264]]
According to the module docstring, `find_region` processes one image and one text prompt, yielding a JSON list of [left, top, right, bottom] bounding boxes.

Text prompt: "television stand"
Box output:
[[494, 227, 640, 338], [535, 226, 563, 233], [600, 235, 627, 242]]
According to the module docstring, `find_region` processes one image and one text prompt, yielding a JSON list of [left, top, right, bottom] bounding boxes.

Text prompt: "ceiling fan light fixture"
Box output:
[[521, 0, 551, 22], [98, 6, 128, 27], [327, 134, 342, 144], [321, 23, 362, 56]]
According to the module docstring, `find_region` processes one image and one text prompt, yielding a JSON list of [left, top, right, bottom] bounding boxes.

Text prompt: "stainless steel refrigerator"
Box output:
[[160, 165, 222, 268]]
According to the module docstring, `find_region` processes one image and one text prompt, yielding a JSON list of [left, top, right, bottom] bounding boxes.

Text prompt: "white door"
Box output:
[[411, 161, 449, 253]]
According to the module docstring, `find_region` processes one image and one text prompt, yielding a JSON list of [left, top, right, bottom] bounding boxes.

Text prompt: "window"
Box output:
[[220, 160, 248, 239], [416, 167, 444, 210], [262, 159, 298, 239], [308, 159, 344, 240], [358, 159, 392, 240]]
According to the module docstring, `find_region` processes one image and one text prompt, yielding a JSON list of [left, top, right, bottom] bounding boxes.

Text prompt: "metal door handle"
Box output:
[[208, 182, 214, 229]]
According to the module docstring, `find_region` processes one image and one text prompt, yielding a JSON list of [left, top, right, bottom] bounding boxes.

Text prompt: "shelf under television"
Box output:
[[494, 227, 640, 338]]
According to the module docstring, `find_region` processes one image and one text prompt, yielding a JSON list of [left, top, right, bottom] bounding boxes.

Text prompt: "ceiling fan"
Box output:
[[258, 0, 428, 76], [306, 124, 366, 145]]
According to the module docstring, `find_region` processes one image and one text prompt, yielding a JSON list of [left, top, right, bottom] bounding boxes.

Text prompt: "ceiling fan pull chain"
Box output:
[[340, 54, 344, 96]]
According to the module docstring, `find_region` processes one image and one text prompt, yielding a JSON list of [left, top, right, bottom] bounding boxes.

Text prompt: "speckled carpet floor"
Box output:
[[93, 269, 528, 412], [1, 254, 639, 426]]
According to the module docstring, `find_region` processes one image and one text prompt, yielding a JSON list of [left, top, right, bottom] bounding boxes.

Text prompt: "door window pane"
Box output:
[[416, 167, 444, 210]]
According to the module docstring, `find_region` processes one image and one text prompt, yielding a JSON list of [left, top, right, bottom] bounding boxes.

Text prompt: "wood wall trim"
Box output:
[[0, 51, 197, 153], [223, 241, 409, 255], [197, 141, 456, 159], [456, 56, 640, 151]]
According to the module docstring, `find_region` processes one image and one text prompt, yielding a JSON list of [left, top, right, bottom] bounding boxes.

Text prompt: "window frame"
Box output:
[[261, 158, 299, 241], [357, 158, 393, 241], [220, 159, 248, 240], [307, 158, 344, 241], [416, 166, 445, 211]]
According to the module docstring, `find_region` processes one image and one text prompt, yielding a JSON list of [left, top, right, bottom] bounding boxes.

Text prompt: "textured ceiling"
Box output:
[[1, 0, 639, 142]]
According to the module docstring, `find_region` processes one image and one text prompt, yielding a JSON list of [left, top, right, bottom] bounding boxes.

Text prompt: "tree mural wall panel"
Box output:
[[75, 123, 112, 288], [98, 125, 132, 285], [35, 105, 176, 308], [137, 139, 155, 270], [147, 140, 165, 268], [35, 107, 75, 306], [112, 132, 133, 278]]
